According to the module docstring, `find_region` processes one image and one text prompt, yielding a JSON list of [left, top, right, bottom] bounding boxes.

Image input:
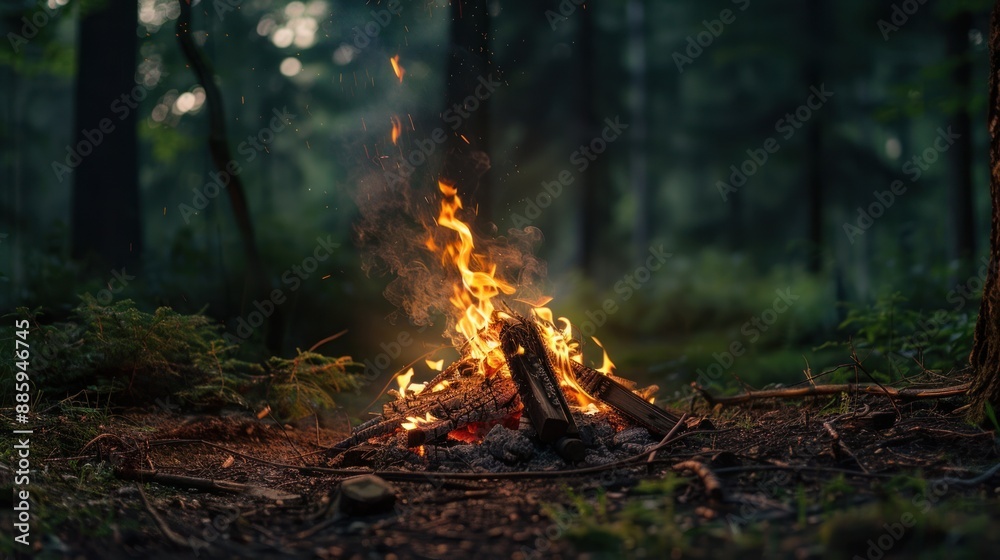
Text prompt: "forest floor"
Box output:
[[2, 383, 1000, 560]]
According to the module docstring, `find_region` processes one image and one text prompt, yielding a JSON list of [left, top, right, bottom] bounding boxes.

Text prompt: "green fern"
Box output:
[[265, 351, 361, 420], [3, 299, 359, 419]]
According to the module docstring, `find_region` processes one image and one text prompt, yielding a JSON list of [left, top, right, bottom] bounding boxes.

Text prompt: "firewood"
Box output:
[[499, 316, 579, 442], [572, 361, 682, 437], [401, 375, 519, 446]]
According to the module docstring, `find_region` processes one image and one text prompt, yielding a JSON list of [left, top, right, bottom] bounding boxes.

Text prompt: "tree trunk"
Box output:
[[627, 0, 650, 260], [70, 0, 141, 270], [968, 0, 1000, 421]]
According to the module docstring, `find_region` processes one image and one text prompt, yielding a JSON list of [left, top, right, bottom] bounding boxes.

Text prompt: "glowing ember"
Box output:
[[389, 54, 405, 83]]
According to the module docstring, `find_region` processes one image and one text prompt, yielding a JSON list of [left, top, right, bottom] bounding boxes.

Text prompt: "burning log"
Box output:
[[499, 314, 585, 462], [330, 366, 519, 453], [571, 361, 683, 437], [400, 375, 519, 447]]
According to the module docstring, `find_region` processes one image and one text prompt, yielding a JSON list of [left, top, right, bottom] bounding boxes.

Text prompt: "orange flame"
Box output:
[[390, 55, 405, 83], [423, 180, 633, 409], [390, 115, 402, 145], [433, 180, 515, 360]]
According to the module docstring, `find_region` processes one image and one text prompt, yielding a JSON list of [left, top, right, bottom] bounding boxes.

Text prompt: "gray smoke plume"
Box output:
[[354, 153, 546, 343]]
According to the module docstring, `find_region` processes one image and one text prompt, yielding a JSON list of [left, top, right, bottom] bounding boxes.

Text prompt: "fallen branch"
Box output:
[[144, 428, 717, 481], [135, 482, 203, 549], [118, 469, 299, 501], [673, 460, 723, 500], [692, 382, 970, 407], [823, 421, 868, 473], [648, 413, 689, 463]]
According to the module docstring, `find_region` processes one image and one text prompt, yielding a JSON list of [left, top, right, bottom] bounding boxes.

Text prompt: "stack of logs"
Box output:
[[330, 313, 682, 461]]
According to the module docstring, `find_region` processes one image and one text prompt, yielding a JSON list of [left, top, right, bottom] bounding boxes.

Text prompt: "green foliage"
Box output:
[[2, 299, 359, 420], [983, 401, 1000, 433], [820, 293, 976, 382], [265, 351, 360, 420], [542, 476, 690, 558]]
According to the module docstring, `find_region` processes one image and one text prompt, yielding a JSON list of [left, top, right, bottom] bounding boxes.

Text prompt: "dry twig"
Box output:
[[673, 460, 724, 500], [691, 382, 969, 407]]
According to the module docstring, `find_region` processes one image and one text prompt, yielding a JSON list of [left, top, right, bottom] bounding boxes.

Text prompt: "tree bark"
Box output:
[[968, 0, 1000, 421], [70, 0, 141, 270]]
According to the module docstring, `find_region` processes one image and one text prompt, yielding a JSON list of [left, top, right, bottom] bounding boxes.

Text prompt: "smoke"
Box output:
[[354, 152, 546, 342]]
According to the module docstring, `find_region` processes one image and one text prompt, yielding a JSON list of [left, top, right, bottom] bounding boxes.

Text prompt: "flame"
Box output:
[[390, 55, 405, 83], [390, 115, 402, 145], [426, 359, 444, 371], [422, 179, 640, 410], [401, 412, 437, 431], [591, 337, 616, 375], [396, 367, 415, 398], [532, 306, 595, 407], [433, 179, 515, 361]]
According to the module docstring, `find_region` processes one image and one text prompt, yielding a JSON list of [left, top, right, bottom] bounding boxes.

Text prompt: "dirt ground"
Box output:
[[2, 389, 999, 559]]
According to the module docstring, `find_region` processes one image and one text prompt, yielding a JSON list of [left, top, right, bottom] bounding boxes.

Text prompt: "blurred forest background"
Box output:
[[1, 0, 994, 401]]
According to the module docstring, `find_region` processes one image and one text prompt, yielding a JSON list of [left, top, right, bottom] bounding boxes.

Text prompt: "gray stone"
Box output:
[[336, 475, 397, 516]]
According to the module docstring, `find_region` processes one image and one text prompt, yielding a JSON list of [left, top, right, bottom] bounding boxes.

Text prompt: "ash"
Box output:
[[327, 410, 656, 473]]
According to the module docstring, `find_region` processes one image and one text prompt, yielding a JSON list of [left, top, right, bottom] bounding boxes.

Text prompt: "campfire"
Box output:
[[333, 179, 682, 463]]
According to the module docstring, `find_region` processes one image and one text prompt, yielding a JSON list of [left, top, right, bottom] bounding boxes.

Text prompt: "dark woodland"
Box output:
[[3, 0, 1000, 558]]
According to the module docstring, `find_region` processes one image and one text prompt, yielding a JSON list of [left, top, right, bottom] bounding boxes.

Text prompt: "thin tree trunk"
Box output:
[[176, 0, 283, 353], [627, 0, 649, 259], [968, 0, 1000, 421], [70, 0, 141, 269]]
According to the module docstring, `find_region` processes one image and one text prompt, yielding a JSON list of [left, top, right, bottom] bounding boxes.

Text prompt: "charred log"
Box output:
[[572, 361, 683, 437], [498, 315, 585, 461]]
